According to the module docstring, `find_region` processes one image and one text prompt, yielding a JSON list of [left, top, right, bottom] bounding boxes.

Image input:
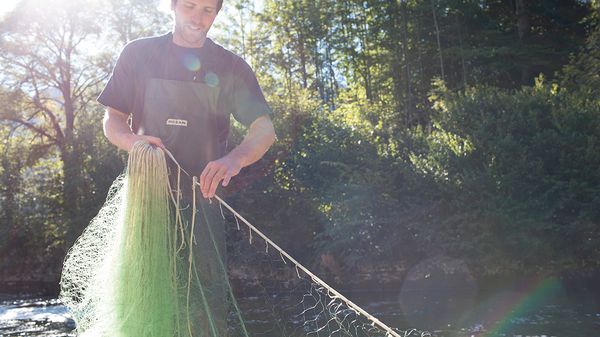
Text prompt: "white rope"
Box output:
[[161, 147, 403, 337], [196, 185, 403, 337]]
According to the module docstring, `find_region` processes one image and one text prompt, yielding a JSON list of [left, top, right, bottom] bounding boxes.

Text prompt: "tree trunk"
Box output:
[[455, 14, 468, 88], [401, 0, 413, 126], [431, 0, 445, 81], [515, 0, 530, 41], [325, 45, 338, 110], [298, 30, 309, 89], [361, 31, 373, 101], [60, 144, 83, 245], [515, 0, 531, 83], [386, 0, 404, 122], [239, 2, 247, 59], [314, 46, 325, 102], [0, 153, 21, 243]]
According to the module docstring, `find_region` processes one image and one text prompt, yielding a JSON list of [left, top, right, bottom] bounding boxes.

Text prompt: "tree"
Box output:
[[420, 80, 600, 274], [0, 0, 109, 242], [106, 0, 170, 45], [560, 0, 600, 95], [0, 0, 168, 242]]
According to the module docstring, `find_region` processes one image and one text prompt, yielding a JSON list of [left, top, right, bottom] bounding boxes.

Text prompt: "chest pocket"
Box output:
[[141, 78, 221, 175]]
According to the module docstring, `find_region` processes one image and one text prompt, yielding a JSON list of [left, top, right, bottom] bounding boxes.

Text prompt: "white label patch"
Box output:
[[166, 118, 188, 127]]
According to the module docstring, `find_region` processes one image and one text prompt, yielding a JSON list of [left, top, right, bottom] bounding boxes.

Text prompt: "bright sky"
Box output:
[[1, 0, 264, 33], [1, 0, 263, 17], [0, 0, 164, 17], [0, 0, 170, 17], [0, 0, 20, 17]]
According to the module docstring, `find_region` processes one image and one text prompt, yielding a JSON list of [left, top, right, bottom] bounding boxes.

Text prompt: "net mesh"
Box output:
[[59, 142, 429, 337]]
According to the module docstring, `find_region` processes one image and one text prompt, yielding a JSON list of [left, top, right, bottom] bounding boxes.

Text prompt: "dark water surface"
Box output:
[[1, 288, 598, 337]]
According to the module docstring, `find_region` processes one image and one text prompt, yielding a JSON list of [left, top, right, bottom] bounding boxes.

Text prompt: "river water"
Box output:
[[1, 290, 598, 337]]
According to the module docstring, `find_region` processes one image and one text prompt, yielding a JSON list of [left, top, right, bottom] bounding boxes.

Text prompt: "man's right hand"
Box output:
[[124, 134, 166, 152]]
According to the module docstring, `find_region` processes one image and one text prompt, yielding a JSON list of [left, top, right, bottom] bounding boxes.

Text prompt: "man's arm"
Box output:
[[200, 115, 276, 198], [103, 107, 165, 151]]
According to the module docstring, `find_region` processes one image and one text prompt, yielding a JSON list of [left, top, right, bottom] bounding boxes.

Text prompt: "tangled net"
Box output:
[[59, 141, 430, 337]]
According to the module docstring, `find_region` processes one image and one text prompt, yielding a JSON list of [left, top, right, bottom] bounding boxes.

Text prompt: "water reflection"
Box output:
[[0, 298, 75, 336], [0, 292, 598, 337]]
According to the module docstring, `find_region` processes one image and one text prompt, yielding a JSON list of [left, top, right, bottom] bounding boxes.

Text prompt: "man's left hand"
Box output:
[[199, 115, 276, 199], [200, 155, 243, 198]]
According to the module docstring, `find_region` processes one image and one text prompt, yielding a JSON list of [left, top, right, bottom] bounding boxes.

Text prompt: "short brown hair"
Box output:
[[171, 0, 223, 11]]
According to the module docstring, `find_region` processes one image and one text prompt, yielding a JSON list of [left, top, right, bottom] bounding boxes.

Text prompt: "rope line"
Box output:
[[205, 187, 403, 337], [162, 148, 403, 337]]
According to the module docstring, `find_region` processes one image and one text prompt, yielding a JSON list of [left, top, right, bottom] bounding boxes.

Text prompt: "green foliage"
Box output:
[[0, 0, 150, 284], [105, 0, 170, 45], [560, 1, 600, 96], [0, 128, 65, 280], [1, 0, 599, 289], [225, 87, 326, 260], [419, 80, 600, 274], [249, 0, 590, 129]]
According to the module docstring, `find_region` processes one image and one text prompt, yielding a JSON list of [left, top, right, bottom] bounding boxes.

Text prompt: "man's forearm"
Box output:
[[103, 108, 136, 151], [197, 115, 276, 198], [227, 115, 276, 168], [103, 108, 165, 152]]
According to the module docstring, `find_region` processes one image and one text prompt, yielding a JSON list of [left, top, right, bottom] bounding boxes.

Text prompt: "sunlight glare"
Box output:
[[158, 0, 171, 14], [0, 0, 20, 18]]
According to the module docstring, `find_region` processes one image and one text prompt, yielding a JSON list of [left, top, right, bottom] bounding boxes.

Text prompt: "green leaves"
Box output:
[[422, 81, 600, 273]]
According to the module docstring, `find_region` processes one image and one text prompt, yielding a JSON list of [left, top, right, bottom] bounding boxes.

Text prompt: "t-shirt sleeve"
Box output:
[[230, 58, 273, 126], [97, 43, 137, 114]]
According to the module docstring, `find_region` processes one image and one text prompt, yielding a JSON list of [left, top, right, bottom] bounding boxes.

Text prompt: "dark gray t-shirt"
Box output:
[[98, 32, 271, 148]]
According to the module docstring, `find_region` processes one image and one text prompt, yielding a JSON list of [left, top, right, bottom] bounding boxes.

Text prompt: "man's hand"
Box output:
[[200, 154, 244, 198], [126, 134, 165, 151], [199, 115, 275, 199]]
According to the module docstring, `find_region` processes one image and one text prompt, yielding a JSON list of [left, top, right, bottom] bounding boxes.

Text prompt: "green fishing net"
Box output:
[[59, 142, 429, 337], [59, 141, 238, 337]]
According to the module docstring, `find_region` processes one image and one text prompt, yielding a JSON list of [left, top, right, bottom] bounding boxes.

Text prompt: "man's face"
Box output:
[[172, 0, 219, 48]]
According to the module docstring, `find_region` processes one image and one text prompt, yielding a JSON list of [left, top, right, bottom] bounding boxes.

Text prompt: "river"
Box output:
[[1, 288, 598, 337]]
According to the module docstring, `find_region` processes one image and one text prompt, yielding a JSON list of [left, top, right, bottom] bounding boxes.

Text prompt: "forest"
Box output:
[[1, 0, 599, 294]]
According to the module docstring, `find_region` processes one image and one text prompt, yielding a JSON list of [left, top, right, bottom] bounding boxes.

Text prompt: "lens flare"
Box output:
[[482, 277, 564, 336], [183, 53, 201, 72], [204, 72, 219, 87]]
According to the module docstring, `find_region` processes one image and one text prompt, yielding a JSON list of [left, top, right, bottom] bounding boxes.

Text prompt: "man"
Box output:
[[98, 0, 275, 335], [101, 0, 275, 198]]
